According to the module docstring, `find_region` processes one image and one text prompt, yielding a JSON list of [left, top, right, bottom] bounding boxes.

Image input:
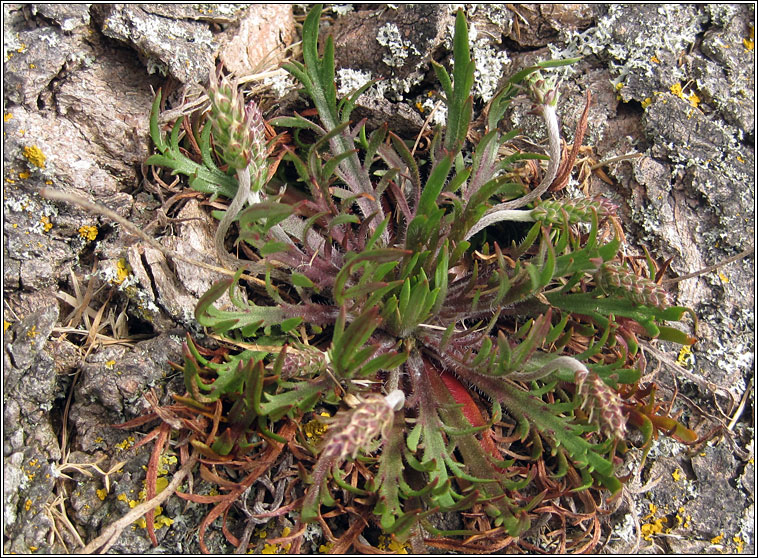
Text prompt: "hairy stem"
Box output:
[[215, 166, 295, 270], [464, 103, 561, 241], [215, 166, 252, 268]]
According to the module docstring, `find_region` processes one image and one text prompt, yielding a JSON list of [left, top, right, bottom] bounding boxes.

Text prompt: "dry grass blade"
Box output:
[[39, 187, 267, 286], [82, 291, 112, 359], [62, 260, 99, 330], [640, 341, 735, 409], [661, 247, 753, 284], [548, 89, 591, 193], [43, 491, 86, 552]]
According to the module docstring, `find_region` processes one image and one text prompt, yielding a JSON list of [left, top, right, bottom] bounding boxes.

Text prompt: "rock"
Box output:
[[53, 45, 158, 174], [699, 4, 755, 135], [688, 444, 745, 537], [2, 300, 64, 553], [165, 199, 238, 304], [217, 4, 295, 76], [505, 4, 594, 48], [94, 4, 217, 84], [3, 17, 79, 106], [30, 4, 91, 31], [93, 5, 295, 85], [332, 5, 449, 89], [71, 333, 184, 420], [5, 300, 58, 384]]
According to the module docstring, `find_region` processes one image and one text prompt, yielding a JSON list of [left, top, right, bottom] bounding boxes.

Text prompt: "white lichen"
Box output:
[[336, 68, 374, 98], [470, 37, 510, 102], [418, 96, 448, 126], [263, 71, 297, 98], [376, 22, 419, 68], [327, 5, 353, 16], [549, 5, 707, 87], [611, 512, 637, 543]]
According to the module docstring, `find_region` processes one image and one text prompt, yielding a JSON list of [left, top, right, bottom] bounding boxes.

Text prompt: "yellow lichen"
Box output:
[[18, 171, 30, 179], [115, 436, 135, 451], [744, 26, 754, 51], [304, 412, 331, 439], [711, 533, 724, 544], [96, 489, 107, 500], [134, 505, 171, 530], [732, 535, 745, 553], [677, 345, 694, 368], [153, 514, 174, 529], [650, 55, 660, 64], [641, 97, 653, 109], [669, 83, 700, 108], [4, 320, 11, 331], [318, 542, 334, 553], [39, 216, 53, 232], [672, 468, 682, 482], [641, 517, 667, 541], [22, 145, 46, 168], [155, 476, 169, 493], [377, 534, 410, 554], [26, 325, 38, 338], [25, 499, 32, 511], [260, 526, 293, 554], [674, 507, 691, 529], [718, 272, 730, 283], [78, 225, 98, 241], [4, 113, 12, 122], [115, 258, 132, 285]]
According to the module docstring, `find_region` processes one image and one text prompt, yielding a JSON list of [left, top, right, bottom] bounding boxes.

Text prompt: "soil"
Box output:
[[3, 4, 754, 554]]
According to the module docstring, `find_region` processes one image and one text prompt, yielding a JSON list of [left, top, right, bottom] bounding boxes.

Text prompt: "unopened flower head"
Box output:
[[531, 197, 616, 225], [576, 370, 627, 440], [322, 390, 403, 460], [207, 67, 265, 172], [595, 262, 671, 309], [527, 70, 559, 107]]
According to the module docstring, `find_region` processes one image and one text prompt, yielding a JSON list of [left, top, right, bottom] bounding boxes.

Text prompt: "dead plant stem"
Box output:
[[40, 188, 267, 287]]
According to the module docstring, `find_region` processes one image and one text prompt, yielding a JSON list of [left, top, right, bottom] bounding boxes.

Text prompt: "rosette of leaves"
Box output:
[[146, 5, 697, 547]]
